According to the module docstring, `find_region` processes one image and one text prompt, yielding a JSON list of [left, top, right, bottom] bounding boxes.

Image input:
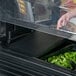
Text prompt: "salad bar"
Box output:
[[41, 44, 76, 70], [0, 0, 76, 76]]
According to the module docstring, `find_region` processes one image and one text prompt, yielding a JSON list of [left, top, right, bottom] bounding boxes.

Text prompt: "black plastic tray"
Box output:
[[41, 44, 76, 70]]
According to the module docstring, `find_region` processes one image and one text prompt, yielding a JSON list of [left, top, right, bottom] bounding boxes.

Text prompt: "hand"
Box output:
[[57, 13, 70, 30]]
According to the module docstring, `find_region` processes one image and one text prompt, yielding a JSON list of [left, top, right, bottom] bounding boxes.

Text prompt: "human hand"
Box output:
[[57, 13, 70, 30]]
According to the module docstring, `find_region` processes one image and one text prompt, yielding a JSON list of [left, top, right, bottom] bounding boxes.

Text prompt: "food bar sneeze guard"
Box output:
[[0, 0, 76, 41]]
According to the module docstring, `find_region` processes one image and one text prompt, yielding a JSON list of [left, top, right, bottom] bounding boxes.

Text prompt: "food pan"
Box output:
[[41, 44, 76, 70]]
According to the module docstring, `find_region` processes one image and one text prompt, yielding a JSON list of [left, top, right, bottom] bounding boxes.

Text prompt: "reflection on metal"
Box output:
[[70, 35, 76, 41], [60, 22, 76, 34]]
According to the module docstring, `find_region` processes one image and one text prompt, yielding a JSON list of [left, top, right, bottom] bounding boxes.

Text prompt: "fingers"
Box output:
[[57, 15, 66, 30], [57, 13, 70, 30], [57, 18, 63, 30]]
